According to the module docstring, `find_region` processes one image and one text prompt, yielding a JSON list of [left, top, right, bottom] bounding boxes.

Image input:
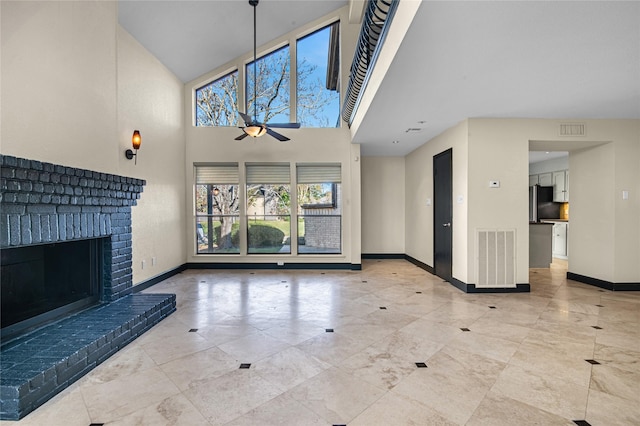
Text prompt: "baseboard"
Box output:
[[362, 253, 406, 259], [185, 262, 358, 271], [449, 277, 530, 293], [132, 264, 187, 293], [403, 254, 435, 274], [567, 272, 640, 291]]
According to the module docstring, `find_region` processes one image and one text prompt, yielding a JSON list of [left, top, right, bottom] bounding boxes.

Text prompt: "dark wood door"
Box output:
[[434, 149, 453, 282]]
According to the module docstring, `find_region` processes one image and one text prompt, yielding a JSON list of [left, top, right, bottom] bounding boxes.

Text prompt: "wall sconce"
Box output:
[[125, 130, 141, 164]]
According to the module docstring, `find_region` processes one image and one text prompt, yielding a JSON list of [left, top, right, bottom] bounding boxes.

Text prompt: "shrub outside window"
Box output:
[[246, 164, 291, 254]]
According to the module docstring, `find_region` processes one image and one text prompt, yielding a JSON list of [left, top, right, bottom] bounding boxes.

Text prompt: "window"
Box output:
[[195, 71, 239, 127], [297, 164, 341, 254], [297, 22, 340, 127], [194, 20, 341, 128], [195, 164, 240, 254], [246, 164, 291, 254], [246, 46, 290, 124]]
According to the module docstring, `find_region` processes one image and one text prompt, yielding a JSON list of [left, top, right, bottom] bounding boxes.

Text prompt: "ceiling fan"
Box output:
[[235, 0, 300, 142]]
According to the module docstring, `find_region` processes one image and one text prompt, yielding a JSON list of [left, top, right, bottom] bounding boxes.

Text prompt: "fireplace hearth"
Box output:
[[0, 155, 176, 420]]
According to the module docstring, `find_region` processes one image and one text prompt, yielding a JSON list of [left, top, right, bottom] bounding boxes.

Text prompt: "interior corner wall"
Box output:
[[117, 26, 186, 284], [361, 156, 405, 254], [405, 120, 468, 281]]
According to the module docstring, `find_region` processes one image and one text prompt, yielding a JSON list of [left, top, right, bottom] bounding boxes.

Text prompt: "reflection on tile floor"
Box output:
[[7, 259, 640, 425]]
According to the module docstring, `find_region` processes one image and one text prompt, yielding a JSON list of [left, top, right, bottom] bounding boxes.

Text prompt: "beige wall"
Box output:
[[404, 118, 639, 287], [361, 156, 405, 253], [117, 27, 186, 284], [184, 7, 362, 265], [405, 120, 469, 282], [1, 1, 187, 284], [1, 1, 119, 172]]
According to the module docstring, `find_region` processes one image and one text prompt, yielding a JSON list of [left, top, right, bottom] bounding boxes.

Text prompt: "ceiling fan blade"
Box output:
[[238, 111, 252, 125], [266, 128, 290, 142], [268, 122, 301, 129], [235, 132, 249, 141]]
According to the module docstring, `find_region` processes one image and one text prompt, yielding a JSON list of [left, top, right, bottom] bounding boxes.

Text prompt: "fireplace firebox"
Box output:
[[1, 238, 104, 340]]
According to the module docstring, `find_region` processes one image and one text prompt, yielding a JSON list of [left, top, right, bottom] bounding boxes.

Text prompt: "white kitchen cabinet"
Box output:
[[553, 170, 569, 202], [538, 172, 553, 186], [552, 222, 568, 258]]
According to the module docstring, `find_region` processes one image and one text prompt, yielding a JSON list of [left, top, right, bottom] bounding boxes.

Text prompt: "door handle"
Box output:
[[442, 223, 451, 227]]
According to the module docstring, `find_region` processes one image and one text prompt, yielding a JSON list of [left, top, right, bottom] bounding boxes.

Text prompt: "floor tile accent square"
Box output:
[[362, 280, 368, 283], [326, 329, 334, 333], [379, 307, 387, 310], [416, 291, 422, 294], [595, 304, 604, 307], [189, 328, 198, 332], [239, 363, 251, 369], [585, 359, 601, 365], [415, 362, 428, 368], [489, 306, 497, 309], [573, 421, 592, 426], [89, 423, 105, 426], [591, 326, 603, 330], [460, 328, 471, 332]]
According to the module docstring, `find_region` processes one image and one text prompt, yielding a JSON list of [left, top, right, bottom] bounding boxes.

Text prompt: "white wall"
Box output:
[[1, 1, 187, 285], [361, 156, 405, 254], [405, 120, 469, 281]]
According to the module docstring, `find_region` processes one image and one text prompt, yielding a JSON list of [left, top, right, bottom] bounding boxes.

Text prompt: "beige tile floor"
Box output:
[[5, 259, 640, 425]]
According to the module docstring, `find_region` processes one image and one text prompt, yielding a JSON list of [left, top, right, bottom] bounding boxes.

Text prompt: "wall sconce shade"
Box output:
[[125, 130, 141, 164]]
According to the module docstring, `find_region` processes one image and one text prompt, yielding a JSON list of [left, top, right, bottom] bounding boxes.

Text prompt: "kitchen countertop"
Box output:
[[530, 222, 554, 225], [541, 219, 569, 222]]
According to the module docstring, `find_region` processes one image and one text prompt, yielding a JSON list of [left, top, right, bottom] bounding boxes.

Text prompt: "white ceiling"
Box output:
[[118, 0, 347, 84], [119, 1, 640, 157]]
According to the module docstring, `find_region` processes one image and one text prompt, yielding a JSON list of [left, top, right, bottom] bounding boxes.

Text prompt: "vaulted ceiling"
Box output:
[[119, 1, 640, 156]]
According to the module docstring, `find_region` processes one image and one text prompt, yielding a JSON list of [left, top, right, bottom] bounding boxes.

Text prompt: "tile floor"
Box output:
[[4, 259, 639, 425]]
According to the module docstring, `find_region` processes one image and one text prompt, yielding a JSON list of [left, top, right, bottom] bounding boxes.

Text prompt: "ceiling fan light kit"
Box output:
[[236, 0, 301, 142]]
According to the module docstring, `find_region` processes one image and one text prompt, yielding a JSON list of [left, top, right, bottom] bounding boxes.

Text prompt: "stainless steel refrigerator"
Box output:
[[529, 185, 560, 222]]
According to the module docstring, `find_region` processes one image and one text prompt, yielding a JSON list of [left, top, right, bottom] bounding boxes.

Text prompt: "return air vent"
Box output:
[[559, 123, 586, 136], [476, 229, 516, 288]]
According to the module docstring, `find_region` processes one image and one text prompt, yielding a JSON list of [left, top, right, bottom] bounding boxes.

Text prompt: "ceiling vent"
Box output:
[[559, 123, 586, 137], [405, 128, 422, 133]]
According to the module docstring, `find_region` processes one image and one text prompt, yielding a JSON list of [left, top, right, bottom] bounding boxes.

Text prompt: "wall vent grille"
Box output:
[[559, 123, 586, 136], [476, 229, 516, 288]]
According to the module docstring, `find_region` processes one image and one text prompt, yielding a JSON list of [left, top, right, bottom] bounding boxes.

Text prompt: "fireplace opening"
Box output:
[[1, 238, 104, 342]]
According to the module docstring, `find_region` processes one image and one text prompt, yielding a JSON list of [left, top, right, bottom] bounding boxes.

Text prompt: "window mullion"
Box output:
[[290, 37, 297, 124]]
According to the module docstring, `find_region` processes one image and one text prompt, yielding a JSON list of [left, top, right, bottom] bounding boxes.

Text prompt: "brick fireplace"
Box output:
[[0, 155, 176, 420]]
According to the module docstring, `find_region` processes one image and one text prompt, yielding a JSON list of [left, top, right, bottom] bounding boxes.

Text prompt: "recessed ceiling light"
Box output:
[[392, 140, 399, 144], [545, 151, 550, 154]]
